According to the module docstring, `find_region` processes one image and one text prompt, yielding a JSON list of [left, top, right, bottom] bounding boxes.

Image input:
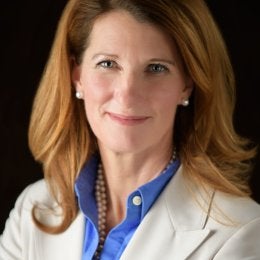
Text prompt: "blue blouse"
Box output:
[[75, 155, 180, 260]]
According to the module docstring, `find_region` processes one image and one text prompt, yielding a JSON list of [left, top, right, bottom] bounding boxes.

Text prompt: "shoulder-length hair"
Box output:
[[29, 0, 256, 233]]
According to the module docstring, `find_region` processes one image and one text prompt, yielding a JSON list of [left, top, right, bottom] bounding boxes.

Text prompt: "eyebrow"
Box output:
[[92, 53, 119, 60], [149, 58, 176, 66], [91, 53, 176, 66]]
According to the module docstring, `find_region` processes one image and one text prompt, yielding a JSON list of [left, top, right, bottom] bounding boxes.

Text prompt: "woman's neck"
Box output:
[[98, 144, 174, 229]]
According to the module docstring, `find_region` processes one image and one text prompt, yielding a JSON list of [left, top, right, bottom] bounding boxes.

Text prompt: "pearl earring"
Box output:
[[182, 99, 189, 107], [75, 91, 83, 99]]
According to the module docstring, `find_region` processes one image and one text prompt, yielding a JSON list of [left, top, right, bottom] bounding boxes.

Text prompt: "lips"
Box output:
[[107, 112, 150, 126]]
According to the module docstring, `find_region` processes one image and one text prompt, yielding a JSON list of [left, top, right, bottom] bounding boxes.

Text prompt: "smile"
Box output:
[[107, 112, 150, 126]]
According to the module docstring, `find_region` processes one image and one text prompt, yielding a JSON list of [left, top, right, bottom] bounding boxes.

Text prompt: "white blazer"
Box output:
[[1, 166, 260, 260]]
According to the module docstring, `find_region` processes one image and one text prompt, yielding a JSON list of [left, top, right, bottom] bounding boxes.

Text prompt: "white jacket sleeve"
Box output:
[[0, 185, 32, 260]]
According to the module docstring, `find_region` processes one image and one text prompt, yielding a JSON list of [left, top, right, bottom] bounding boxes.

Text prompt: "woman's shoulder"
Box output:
[[15, 179, 57, 211], [213, 190, 260, 224], [6, 179, 62, 230]]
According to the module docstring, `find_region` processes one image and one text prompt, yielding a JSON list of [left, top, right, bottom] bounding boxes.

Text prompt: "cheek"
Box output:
[[82, 73, 113, 102], [154, 86, 182, 109], [154, 89, 182, 124], [160, 97, 178, 118]]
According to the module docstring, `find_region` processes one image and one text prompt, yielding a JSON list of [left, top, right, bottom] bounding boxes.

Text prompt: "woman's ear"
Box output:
[[71, 57, 82, 92], [185, 76, 194, 96], [179, 76, 194, 105]]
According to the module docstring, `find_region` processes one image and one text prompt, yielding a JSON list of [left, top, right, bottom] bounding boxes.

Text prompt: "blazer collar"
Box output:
[[165, 165, 214, 231], [121, 166, 214, 260]]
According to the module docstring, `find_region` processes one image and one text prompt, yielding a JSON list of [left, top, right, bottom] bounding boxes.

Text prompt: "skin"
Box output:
[[72, 10, 193, 230]]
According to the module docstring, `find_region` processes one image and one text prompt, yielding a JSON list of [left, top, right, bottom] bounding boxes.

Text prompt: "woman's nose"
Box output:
[[114, 72, 144, 107]]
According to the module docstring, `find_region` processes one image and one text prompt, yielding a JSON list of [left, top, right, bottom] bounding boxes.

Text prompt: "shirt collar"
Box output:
[[75, 154, 180, 223], [75, 155, 99, 226], [137, 159, 180, 219]]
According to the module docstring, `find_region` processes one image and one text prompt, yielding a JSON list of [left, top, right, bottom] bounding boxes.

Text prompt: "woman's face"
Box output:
[[73, 10, 192, 155]]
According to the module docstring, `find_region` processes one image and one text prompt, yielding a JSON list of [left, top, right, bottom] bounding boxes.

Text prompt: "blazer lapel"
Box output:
[[121, 166, 214, 260], [170, 229, 211, 259]]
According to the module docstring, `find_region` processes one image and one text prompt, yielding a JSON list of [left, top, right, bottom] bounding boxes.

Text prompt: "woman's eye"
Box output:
[[147, 64, 168, 73], [97, 60, 115, 68]]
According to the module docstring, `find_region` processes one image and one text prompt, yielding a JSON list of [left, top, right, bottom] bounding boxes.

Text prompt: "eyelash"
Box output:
[[96, 60, 116, 69], [146, 64, 169, 73], [96, 60, 169, 73]]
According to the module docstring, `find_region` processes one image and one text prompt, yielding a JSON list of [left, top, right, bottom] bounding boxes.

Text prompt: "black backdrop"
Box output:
[[0, 1, 259, 233]]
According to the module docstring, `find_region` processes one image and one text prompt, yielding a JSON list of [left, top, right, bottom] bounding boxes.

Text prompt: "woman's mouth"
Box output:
[[107, 112, 150, 126]]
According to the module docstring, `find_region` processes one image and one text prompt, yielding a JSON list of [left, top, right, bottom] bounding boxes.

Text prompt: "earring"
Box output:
[[75, 91, 83, 99], [182, 99, 189, 107]]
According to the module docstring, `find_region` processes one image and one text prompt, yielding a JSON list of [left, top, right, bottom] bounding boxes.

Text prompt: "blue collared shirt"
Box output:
[[75, 155, 180, 260]]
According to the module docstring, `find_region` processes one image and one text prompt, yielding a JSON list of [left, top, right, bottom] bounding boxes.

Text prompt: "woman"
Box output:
[[1, 0, 260, 259]]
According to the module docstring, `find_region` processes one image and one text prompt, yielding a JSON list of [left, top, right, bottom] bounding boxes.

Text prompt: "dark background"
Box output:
[[0, 1, 259, 233]]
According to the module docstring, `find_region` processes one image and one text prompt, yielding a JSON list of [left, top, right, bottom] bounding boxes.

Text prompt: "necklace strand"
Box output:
[[94, 150, 177, 259], [94, 163, 107, 259]]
